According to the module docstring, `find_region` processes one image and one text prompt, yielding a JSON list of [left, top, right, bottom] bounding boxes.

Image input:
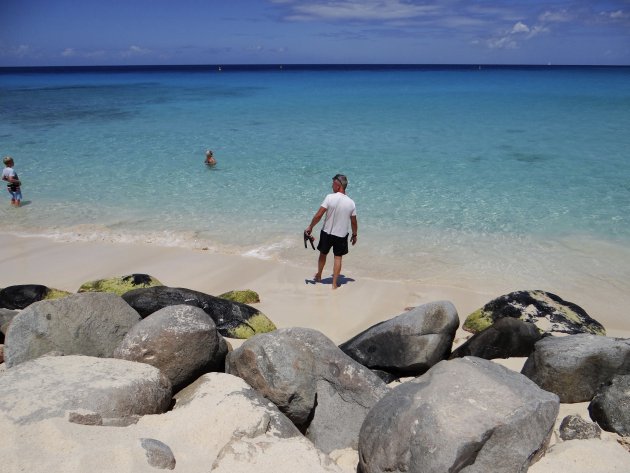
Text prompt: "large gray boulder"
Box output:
[[113, 305, 228, 390], [463, 290, 605, 336], [172, 372, 301, 441], [4, 292, 142, 368], [339, 301, 459, 376], [358, 357, 559, 473], [588, 374, 630, 436], [122, 286, 276, 338], [0, 355, 172, 424], [450, 317, 543, 360], [226, 327, 389, 453], [521, 334, 630, 402], [0, 372, 307, 472]]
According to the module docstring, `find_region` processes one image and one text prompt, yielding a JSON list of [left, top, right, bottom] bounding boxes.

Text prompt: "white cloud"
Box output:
[[0, 44, 31, 57], [539, 9, 572, 23], [59, 48, 106, 59], [511, 21, 529, 34], [607, 10, 628, 20], [487, 36, 517, 50], [486, 19, 548, 50], [526, 25, 549, 39], [121, 45, 151, 57], [285, 0, 439, 22]]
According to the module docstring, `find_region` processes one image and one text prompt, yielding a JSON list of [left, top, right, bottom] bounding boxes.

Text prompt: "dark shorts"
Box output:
[[317, 230, 349, 257]]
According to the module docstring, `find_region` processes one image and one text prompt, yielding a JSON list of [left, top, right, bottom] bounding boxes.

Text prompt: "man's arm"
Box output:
[[350, 215, 358, 245], [305, 206, 326, 235]]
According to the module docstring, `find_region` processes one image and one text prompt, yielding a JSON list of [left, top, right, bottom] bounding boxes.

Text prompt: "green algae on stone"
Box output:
[[227, 313, 276, 339], [44, 288, 72, 300], [78, 274, 163, 297], [218, 289, 260, 304], [462, 308, 495, 334]]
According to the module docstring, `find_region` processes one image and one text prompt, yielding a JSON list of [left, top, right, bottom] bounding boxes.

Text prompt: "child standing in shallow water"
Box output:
[[2, 156, 22, 207]]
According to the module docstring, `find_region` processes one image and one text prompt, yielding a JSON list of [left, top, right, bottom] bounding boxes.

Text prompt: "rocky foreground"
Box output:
[[0, 279, 629, 472]]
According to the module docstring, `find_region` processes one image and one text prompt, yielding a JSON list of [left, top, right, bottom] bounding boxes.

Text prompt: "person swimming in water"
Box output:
[[205, 150, 217, 166]]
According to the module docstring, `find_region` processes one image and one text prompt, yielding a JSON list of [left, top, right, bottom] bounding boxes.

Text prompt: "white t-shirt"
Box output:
[[2, 167, 16, 185], [2, 167, 16, 180], [321, 192, 356, 238]]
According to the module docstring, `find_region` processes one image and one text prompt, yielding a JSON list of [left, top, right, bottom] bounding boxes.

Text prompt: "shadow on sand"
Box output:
[[305, 274, 356, 288]]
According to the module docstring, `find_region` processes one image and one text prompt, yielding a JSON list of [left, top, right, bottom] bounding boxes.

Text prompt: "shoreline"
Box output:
[[2, 232, 629, 341]]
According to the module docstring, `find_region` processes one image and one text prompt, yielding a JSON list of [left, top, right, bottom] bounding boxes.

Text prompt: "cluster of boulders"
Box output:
[[1, 281, 629, 472]]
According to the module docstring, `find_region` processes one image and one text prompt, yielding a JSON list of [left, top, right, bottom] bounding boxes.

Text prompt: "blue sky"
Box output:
[[1, 0, 629, 66]]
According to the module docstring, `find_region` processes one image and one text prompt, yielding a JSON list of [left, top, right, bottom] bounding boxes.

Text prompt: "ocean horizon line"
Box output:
[[1, 63, 629, 74]]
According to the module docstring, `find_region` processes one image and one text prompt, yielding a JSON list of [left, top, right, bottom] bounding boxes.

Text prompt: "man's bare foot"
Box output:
[[332, 285, 339, 290], [313, 274, 322, 282]]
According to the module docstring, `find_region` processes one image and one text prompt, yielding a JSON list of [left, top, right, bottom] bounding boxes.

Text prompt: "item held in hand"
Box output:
[[303, 231, 315, 250]]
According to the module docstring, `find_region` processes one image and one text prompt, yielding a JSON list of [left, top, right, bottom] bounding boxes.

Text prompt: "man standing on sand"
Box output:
[[305, 174, 358, 290]]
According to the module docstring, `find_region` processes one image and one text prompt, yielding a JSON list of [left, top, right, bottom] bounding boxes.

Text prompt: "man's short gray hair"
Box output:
[[333, 174, 348, 189]]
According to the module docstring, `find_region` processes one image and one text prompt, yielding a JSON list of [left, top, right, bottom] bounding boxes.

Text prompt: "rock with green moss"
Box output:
[[218, 289, 260, 304], [122, 286, 276, 339], [78, 274, 162, 297], [45, 288, 72, 300], [0, 284, 72, 310], [463, 290, 606, 336], [227, 312, 276, 338]]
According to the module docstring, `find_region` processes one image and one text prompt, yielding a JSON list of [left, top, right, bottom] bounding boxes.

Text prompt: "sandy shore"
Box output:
[[0, 233, 494, 345], [2, 232, 630, 471], [2, 232, 629, 342]]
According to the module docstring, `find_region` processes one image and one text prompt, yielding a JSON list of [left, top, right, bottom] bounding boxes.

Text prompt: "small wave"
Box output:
[[2, 225, 219, 252], [243, 237, 296, 260]]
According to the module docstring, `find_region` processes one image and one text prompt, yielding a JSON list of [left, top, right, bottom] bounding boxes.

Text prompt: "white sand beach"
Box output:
[[1, 232, 629, 341], [0, 233, 493, 344], [1, 232, 630, 472]]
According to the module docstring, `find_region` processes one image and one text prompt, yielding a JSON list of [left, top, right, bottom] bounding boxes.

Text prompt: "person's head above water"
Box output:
[[205, 150, 214, 158]]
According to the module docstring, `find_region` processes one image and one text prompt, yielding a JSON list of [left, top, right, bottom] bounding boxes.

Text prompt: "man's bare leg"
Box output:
[[332, 255, 343, 289], [314, 252, 327, 282]]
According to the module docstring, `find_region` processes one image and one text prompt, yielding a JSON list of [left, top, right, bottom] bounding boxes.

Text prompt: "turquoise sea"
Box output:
[[1, 65, 629, 296]]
